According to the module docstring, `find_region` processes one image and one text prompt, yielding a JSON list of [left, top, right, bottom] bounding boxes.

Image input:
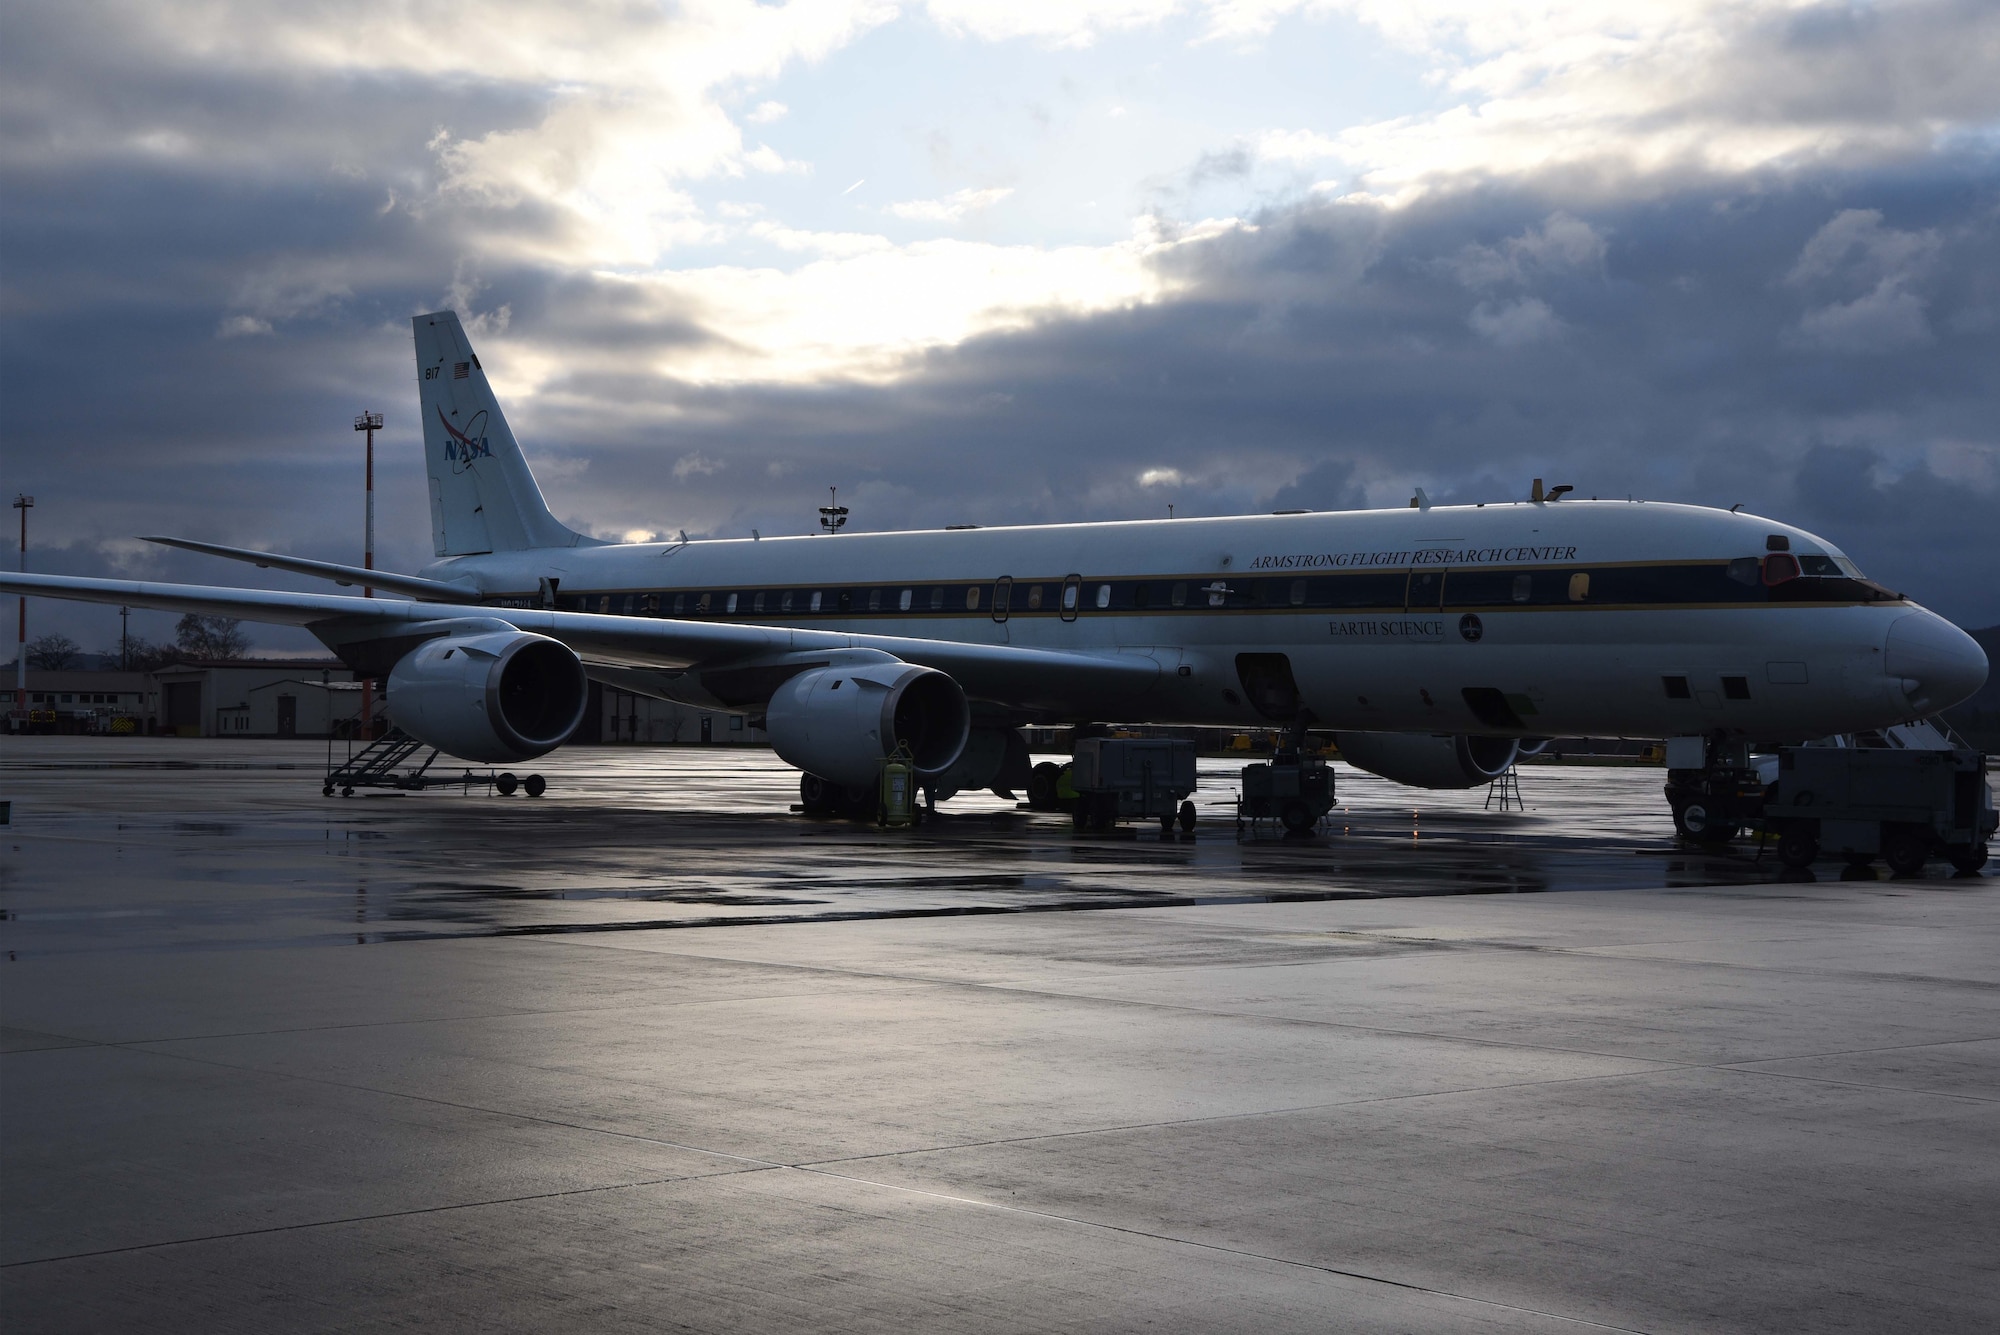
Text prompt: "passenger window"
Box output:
[[1568, 572, 1590, 602], [1662, 675, 1692, 699], [753, 591, 765, 613], [673, 593, 685, 614], [839, 591, 853, 612], [1133, 583, 1150, 609], [929, 587, 945, 610], [597, 595, 611, 614], [868, 589, 882, 611], [1096, 584, 1112, 609], [1511, 574, 1532, 603], [1027, 584, 1044, 610], [1289, 579, 1306, 607], [965, 586, 981, 610], [1171, 582, 1188, 608], [697, 593, 711, 613], [809, 591, 822, 612], [781, 591, 794, 612], [726, 592, 739, 614], [899, 588, 913, 611], [1062, 583, 1078, 611], [643, 594, 660, 614], [1722, 676, 1752, 700]]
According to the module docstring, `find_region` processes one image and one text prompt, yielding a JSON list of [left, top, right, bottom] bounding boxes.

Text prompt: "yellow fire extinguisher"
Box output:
[[879, 746, 916, 828]]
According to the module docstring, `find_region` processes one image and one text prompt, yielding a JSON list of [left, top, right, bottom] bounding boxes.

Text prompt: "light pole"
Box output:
[[12, 494, 30, 718], [120, 605, 130, 671], [354, 413, 382, 739]]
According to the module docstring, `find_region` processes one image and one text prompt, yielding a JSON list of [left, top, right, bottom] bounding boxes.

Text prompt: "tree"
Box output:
[[109, 637, 179, 672], [174, 614, 250, 660], [26, 633, 81, 670]]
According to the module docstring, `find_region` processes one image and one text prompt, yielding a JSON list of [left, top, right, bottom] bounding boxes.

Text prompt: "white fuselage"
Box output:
[[420, 499, 1972, 742]]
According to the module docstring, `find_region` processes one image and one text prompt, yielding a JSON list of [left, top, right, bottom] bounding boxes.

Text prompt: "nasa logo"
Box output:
[[436, 407, 494, 474], [1459, 613, 1484, 643]]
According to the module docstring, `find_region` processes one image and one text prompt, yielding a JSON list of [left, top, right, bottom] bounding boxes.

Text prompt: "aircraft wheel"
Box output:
[[1776, 824, 1819, 869], [495, 772, 519, 796], [1948, 843, 1988, 875], [798, 773, 839, 816], [1178, 800, 1197, 834], [524, 774, 546, 798], [1280, 800, 1315, 835], [1882, 825, 1930, 878]]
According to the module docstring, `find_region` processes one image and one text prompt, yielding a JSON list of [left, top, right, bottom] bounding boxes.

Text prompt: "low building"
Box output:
[[585, 683, 767, 747], [150, 659, 363, 738], [5, 670, 151, 734]]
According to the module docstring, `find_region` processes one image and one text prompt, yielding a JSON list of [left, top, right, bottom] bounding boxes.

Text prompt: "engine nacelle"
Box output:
[[386, 630, 588, 764], [1334, 732, 1520, 790], [765, 663, 970, 789]]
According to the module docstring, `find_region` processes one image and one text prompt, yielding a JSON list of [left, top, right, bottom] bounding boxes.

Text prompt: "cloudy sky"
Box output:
[[4, 0, 1998, 655]]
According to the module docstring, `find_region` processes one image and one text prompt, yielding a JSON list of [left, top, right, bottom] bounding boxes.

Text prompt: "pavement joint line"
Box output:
[[0, 1167, 783, 1271], [58, 1038, 794, 1170], [528, 942, 1841, 1071], [783, 1164, 1657, 1334], [1706, 1062, 2000, 1105]]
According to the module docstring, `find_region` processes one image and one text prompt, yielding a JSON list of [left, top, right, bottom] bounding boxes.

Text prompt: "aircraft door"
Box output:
[[1235, 653, 1303, 722], [991, 576, 1013, 623], [1059, 574, 1082, 623]]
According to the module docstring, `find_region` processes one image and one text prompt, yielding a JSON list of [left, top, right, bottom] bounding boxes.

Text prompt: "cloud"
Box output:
[[1467, 296, 1564, 346], [1784, 208, 1942, 353], [886, 187, 1015, 222], [746, 100, 789, 124], [672, 451, 726, 479]]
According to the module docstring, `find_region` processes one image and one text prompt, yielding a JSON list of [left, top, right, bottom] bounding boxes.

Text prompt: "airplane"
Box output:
[[4, 310, 1988, 825]]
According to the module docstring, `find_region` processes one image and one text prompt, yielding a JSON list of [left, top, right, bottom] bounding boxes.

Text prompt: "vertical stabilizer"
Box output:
[[412, 312, 593, 555]]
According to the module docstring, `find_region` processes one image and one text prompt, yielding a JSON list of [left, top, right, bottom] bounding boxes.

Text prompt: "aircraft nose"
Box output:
[[1884, 612, 1989, 715]]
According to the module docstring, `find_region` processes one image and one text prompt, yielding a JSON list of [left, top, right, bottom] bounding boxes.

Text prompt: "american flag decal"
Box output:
[[454, 362, 470, 379]]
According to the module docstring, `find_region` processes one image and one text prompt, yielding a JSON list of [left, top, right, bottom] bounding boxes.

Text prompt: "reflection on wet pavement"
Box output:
[[3, 739, 1808, 953]]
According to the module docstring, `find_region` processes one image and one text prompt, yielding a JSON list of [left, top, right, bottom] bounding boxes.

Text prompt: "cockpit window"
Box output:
[[1727, 557, 1761, 587], [1762, 553, 1801, 585], [1798, 554, 1841, 576]]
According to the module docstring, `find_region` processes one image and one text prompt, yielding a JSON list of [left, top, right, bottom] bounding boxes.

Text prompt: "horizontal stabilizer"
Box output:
[[143, 537, 481, 602]]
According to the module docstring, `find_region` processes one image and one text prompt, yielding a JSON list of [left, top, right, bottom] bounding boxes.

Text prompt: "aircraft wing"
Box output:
[[141, 537, 480, 602], [0, 572, 1160, 711]]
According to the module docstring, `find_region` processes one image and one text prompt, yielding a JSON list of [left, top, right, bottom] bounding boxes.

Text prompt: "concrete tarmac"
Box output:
[[2, 738, 1996, 1332]]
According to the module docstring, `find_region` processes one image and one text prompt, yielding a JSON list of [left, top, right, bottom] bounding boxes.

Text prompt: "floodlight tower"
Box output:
[[12, 494, 30, 718], [354, 412, 383, 738], [818, 487, 849, 535]]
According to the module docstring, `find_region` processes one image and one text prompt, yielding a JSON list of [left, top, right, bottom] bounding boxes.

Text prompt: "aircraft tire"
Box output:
[[524, 774, 546, 798], [496, 772, 519, 796], [798, 773, 840, 816]]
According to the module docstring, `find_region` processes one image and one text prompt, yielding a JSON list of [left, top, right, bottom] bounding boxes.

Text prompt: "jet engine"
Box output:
[[386, 630, 589, 764], [764, 663, 970, 789], [1334, 732, 1520, 790]]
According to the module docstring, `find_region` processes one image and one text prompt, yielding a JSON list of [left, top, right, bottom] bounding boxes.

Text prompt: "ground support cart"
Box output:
[[1068, 737, 1198, 833], [1235, 753, 1335, 835], [1764, 746, 1993, 875], [322, 726, 547, 798]]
